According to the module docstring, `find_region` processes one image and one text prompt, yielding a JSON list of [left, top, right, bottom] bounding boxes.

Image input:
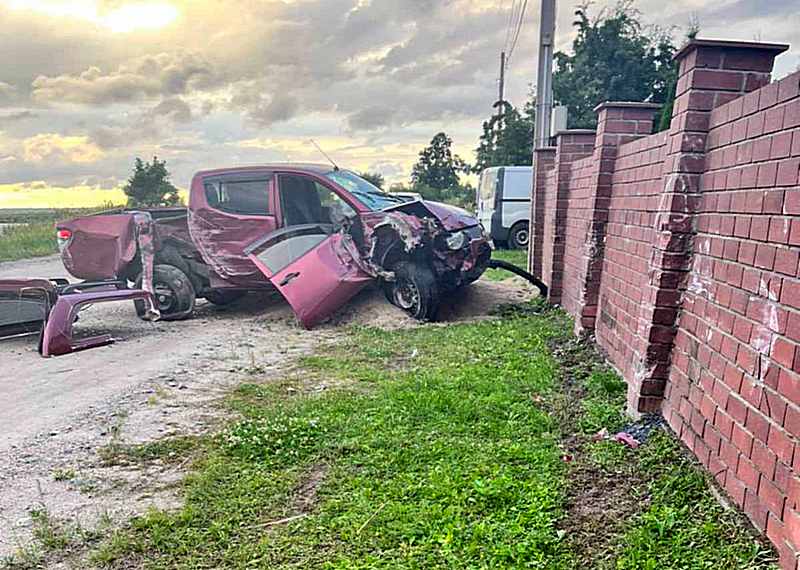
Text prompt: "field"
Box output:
[[0, 207, 116, 263]]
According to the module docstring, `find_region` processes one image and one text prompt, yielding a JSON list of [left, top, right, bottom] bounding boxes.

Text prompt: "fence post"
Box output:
[[541, 130, 595, 304], [629, 39, 789, 417], [570, 102, 662, 335], [529, 147, 556, 279]]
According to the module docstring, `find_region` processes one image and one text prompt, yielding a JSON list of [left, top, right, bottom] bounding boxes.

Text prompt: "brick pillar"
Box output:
[[543, 130, 595, 304], [572, 102, 662, 335], [529, 147, 556, 278], [628, 39, 789, 416]]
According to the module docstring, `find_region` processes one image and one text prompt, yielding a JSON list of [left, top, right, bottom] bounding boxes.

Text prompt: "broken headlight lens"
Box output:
[[445, 231, 468, 250]]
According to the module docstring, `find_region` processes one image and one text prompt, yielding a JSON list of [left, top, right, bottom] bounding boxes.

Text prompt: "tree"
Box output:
[[411, 132, 469, 190], [474, 99, 535, 173], [552, 1, 677, 129], [359, 171, 385, 189], [123, 156, 182, 208], [410, 133, 474, 208]]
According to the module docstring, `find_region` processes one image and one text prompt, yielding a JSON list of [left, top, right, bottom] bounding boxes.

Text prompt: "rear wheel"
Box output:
[[384, 261, 439, 321], [135, 264, 196, 321], [509, 222, 530, 250], [205, 290, 246, 306]]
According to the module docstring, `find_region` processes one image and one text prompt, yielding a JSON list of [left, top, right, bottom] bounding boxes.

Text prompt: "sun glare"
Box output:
[[2, 0, 179, 33]]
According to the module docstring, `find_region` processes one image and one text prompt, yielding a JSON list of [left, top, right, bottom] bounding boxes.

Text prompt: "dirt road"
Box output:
[[0, 255, 536, 558]]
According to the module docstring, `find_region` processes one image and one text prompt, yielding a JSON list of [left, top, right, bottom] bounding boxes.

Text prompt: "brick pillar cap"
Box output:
[[593, 101, 662, 113], [673, 38, 789, 61], [554, 128, 596, 136]]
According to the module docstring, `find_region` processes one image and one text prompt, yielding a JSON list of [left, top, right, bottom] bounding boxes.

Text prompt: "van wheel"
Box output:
[[384, 261, 439, 321], [509, 222, 530, 250], [205, 290, 245, 306], [135, 264, 196, 321]]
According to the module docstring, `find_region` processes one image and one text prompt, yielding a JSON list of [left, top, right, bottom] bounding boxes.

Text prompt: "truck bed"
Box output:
[[57, 208, 194, 282]]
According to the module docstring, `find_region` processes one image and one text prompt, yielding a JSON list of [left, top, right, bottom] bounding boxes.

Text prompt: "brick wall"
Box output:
[[663, 64, 800, 567], [595, 130, 669, 395], [529, 38, 800, 567]]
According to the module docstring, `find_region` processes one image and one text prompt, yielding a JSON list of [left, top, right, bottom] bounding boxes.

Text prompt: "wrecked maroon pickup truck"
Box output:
[[55, 165, 494, 328]]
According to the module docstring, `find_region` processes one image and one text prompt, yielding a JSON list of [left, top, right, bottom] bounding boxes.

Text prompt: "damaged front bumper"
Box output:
[[0, 279, 159, 357]]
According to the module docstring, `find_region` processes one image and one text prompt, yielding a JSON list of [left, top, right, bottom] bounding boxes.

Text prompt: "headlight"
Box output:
[[445, 231, 468, 250]]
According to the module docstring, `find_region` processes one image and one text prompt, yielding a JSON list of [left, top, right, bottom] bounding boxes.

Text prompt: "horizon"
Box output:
[[1, 0, 798, 209]]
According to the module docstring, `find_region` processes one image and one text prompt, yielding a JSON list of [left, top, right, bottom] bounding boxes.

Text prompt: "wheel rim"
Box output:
[[515, 228, 529, 247], [394, 279, 420, 311], [154, 283, 177, 312]]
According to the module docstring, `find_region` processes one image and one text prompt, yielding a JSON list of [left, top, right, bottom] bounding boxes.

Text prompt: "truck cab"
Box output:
[[476, 166, 533, 249]]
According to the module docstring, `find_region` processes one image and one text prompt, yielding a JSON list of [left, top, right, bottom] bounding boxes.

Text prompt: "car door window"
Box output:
[[204, 178, 270, 216], [278, 174, 355, 228]]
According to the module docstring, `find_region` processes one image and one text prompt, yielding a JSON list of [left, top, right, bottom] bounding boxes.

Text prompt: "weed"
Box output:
[[98, 436, 202, 467], [51, 468, 76, 482]]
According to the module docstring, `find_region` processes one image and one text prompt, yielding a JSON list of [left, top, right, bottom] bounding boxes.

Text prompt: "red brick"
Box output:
[[759, 476, 787, 517], [732, 418, 755, 454], [774, 337, 798, 369], [768, 425, 796, 466], [779, 369, 800, 408], [738, 455, 761, 488], [775, 248, 800, 277], [786, 506, 800, 550], [777, 158, 800, 186], [782, 280, 800, 310], [726, 471, 748, 505], [747, 408, 772, 443], [744, 487, 770, 531]]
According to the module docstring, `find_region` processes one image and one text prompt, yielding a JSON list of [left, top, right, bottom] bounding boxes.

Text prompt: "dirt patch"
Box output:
[[547, 334, 650, 566]]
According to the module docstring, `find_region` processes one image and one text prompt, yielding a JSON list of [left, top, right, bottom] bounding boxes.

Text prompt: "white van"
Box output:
[[476, 166, 532, 249]]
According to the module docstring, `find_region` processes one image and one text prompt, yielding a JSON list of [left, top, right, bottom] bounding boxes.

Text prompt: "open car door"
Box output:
[[245, 224, 373, 329]]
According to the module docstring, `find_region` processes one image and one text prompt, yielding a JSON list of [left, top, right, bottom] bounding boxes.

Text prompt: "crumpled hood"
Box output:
[[386, 199, 477, 231]]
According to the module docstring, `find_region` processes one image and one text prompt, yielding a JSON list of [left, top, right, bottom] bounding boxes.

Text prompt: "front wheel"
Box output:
[[135, 264, 196, 321], [509, 222, 530, 250], [384, 261, 439, 321]]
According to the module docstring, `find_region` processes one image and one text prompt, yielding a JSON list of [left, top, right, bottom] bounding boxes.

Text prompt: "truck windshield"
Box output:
[[324, 170, 404, 211]]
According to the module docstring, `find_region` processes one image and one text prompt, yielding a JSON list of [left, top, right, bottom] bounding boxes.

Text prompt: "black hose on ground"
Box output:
[[487, 259, 548, 298]]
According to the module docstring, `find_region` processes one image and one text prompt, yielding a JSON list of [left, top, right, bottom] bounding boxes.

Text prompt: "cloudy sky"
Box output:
[[0, 0, 797, 208]]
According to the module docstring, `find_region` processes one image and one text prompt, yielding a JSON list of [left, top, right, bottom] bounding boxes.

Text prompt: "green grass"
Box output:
[[483, 248, 528, 281], [83, 304, 777, 569], [0, 222, 58, 262], [613, 432, 776, 569], [0, 206, 121, 262]]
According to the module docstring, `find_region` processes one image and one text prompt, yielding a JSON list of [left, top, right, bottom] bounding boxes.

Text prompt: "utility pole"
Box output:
[[499, 51, 506, 106], [534, 0, 556, 149]]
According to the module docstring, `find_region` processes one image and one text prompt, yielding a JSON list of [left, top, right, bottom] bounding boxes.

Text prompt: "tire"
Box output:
[[135, 264, 196, 321], [205, 290, 246, 306], [509, 222, 530, 250], [384, 261, 439, 321]]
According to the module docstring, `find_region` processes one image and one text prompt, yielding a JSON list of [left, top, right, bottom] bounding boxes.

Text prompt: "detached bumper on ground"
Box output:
[[0, 278, 158, 357]]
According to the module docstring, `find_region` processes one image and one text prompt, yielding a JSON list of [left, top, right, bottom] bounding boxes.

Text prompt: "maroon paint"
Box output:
[[40, 288, 157, 357], [59, 215, 140, 280], [250, 233, 372, 329], [188, 170, 278, 288]]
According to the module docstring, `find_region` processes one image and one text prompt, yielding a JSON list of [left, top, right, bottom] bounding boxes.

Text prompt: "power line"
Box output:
[[505, 0, 529, 66], [503, 0, 519, 54]]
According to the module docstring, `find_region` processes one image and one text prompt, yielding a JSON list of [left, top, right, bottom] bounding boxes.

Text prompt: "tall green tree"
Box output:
[[123, 156, 182, 207], [474, 99, 535, 173], [553, 1, 677, 129], [411, 132, 469, 190], [410, 133, 473, 208]]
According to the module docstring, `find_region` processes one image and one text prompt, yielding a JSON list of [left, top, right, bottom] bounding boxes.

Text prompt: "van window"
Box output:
[[479, 169, 498, 201], [205, 179, 270, 216], [504, 170, 533, 200]]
